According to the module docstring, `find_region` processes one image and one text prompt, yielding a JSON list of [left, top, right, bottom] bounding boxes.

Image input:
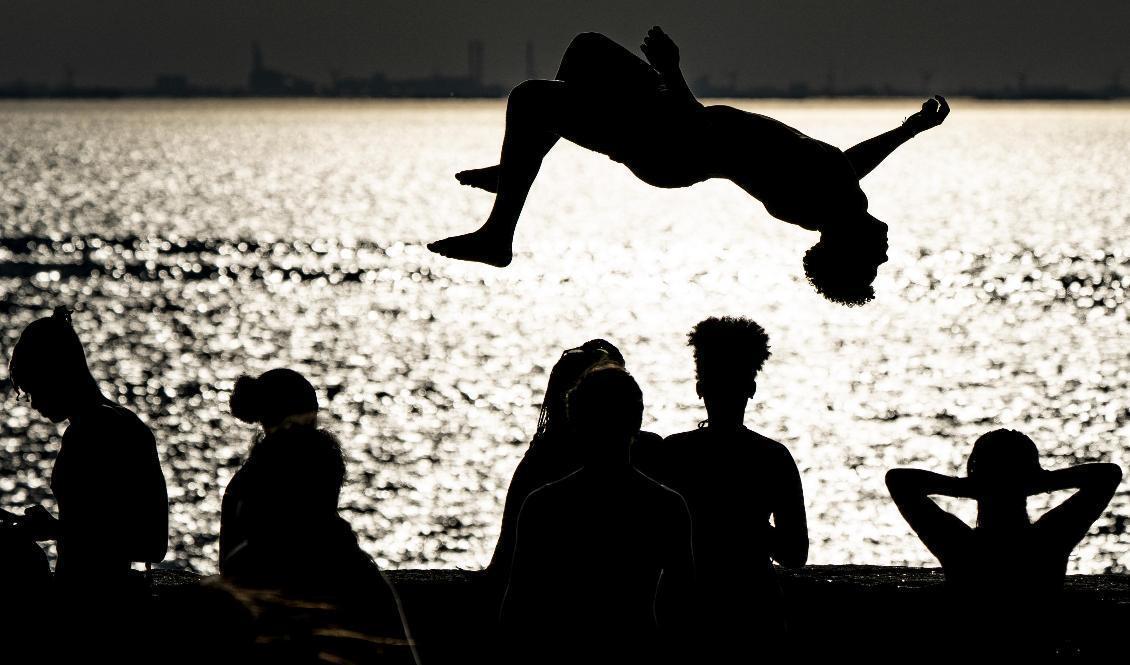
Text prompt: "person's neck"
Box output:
[[582, 461, 634, 482], [976, 499, 1030, 531], [581, 440, 634, 477], [704, 402, 747, 432], [67, 386, 108, 422]]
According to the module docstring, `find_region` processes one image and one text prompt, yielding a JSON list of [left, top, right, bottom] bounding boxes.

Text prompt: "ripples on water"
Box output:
[[0, 100, 1127, 574]]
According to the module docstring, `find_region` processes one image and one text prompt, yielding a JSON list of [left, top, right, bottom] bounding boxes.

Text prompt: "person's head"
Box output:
[[534, 339, 625, 444], [567, 364, 643, 465], [803, 213, 888, 306], [967, 429, 1042, 497], [248, 425, 346, 518], [230, 368, 318, 434], [689, 316, 771, 409], [9, 307, 100, 423]]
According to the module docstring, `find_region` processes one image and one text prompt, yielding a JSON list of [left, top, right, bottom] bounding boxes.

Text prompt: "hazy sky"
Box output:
[[1, 1, 1127, 91]]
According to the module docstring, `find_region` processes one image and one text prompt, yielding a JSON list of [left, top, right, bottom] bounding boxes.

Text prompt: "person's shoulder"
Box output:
[[632, 469, 688, 508], [664, 428, 702, 443], [702, 103, 746, 117], [519, 470, 580, 516], [71, 402, 154, 442], [744, 429, 794, 457], [634, 430, 689, 478], [632, 429, 667, 456], [654, 428, 705, 453], [637, 428, 705, 468]]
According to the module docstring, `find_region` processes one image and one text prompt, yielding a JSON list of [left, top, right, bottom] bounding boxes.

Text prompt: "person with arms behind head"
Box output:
[[886, 429, 1122, 656], [634, 316, 807, 658]]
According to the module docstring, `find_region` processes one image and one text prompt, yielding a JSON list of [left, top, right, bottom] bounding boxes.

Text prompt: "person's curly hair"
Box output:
[[688, 316, 771, 387], [802, 241, 877, 306]]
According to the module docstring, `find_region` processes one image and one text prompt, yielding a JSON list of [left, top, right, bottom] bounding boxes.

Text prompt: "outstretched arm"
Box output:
[[641, 26, 701, 108], [1032, 463, 1122, 551], [885, 467, 973, 563], [845, 95, 949, 179]]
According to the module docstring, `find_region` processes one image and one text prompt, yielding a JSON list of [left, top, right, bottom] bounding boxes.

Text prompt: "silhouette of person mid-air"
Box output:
[[5, 307, 169, 588], [485, 339, 664, 597], [886, 429, 1122, 655], [428, 27, 949, 304], [634, 316, 807, 656], [501, 364, 696, 664]]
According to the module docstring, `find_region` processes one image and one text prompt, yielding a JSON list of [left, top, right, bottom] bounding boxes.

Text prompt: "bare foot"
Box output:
[[427, 230, 513, 267], [455, 166, 500, 193]]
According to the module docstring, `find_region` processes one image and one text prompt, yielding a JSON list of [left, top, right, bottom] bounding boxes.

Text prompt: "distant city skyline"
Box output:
[[1, 1, 1127, 95]]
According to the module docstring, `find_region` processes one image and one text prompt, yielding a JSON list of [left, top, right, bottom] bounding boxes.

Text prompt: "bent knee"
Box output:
[[508, 79, 557, 108], [567, 32, 614, 53]]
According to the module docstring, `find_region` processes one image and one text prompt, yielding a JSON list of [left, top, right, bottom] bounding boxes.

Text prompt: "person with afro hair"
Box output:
[[634, 316, 807, 657]]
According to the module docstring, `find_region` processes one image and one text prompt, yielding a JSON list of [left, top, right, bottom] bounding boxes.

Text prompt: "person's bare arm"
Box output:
[[499, 491, 549, 627], [640, 26, 701, 108], [769, 447, 808, 568], [845, 96, 949, 179], [655, 492, 698, 660], [885, 467, 973, 562], [1031, 463, 1122, 551]]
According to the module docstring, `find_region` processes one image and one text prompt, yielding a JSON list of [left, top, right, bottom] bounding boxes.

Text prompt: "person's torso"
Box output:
[[52, 402, 169, 569], [696, 106, 867, 230], [636, 428, 787, 575], [943, 526, 1070, 600], [940, 527, 1069, 654], [530, 473, 676, 631]]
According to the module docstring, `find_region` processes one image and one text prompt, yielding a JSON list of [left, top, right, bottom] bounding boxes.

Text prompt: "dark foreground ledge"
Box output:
[[151, 566, 1130, 661]]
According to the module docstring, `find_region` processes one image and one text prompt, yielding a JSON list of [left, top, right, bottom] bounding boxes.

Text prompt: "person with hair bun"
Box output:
[[219, 368, 319, 570], [229, 368, 319, 434], [3, 307, 169, 586], [222, 426, 417, 663], [219, 375, 417, 662]]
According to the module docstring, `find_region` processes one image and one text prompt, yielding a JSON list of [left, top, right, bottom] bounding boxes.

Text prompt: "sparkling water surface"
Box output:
[[0, 99, 1127, 574]]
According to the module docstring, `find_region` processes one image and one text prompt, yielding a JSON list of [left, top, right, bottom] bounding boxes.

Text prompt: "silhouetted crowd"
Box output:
[[0, 308, 1121, 663]]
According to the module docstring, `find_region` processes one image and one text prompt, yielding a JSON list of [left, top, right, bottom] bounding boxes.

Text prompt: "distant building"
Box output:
[[326, 39, 503, 98], [468, 40, 485, 83], [248, 42, 316, 96]]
